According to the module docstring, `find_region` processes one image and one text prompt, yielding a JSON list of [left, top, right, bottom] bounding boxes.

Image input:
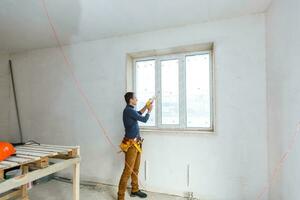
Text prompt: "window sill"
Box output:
[[140, 128, 215, 135]]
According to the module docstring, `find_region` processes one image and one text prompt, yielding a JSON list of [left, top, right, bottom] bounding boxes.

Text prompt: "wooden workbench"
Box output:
[[0, 144, 80, 200]]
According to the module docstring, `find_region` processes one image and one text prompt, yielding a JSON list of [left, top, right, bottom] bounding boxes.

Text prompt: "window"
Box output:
[[161, 59, 179, 125], [135, 60, 156, 126], [133, 50, 214, 132]]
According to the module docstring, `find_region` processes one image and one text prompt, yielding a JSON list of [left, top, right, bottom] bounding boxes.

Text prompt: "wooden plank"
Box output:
[[0, 157, 80, 194], [16, 147, 66, 155], [40, 144, 79, 149], [28, 144, 78, 150], [0, 189, 21, 200], [52, 149, 78, 159], [16, 148, 57, 155], [24, 145, 73, 152], [73, 148, 80, 200], [5, 157, 33, 164], [69, 149, 79, 157], [21, 165, 29, 200], [0, 165, 7, 170], [15, 155, 41, 160], [0, 170, 4, 181], [0, 161, 19, 168], [0, 155, 43, 171], [17, 146, 68, 154], [52, 155, 71, 160], [16, 150, 55, 157], [29, 157, 49, 169], [16, 149, 51, 155]]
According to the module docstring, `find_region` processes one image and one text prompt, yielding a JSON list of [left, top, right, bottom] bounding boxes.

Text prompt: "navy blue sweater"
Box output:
[[123, 105, 150, 139]]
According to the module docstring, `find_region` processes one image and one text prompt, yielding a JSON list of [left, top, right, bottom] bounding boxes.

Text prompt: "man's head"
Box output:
[[124, 92, 137, 106]]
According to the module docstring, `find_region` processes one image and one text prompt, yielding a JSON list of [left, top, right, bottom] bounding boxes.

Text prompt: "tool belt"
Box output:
[[119, 137, 143, 153]]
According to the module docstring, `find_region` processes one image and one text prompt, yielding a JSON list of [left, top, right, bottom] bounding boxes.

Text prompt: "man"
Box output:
[[118, 92, 153, 200]]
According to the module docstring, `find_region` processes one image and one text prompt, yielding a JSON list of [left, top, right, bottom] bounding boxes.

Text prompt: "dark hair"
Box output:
[[124, 92, 134, 104]]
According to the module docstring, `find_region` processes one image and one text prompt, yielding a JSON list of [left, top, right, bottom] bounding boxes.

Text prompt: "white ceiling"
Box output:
[[0, 0, 272, 53]]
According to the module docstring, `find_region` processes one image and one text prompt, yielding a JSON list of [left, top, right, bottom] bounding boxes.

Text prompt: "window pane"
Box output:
[[161, 59, 179, 124], [186, 54, 211, 128], [136, 60, 156, 126]]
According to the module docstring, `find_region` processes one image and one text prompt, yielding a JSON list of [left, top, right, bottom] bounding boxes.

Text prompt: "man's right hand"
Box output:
[[147, 104, 153, 113]]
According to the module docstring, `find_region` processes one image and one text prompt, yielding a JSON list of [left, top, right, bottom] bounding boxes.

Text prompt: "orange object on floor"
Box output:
[[0, 142, 16, 161]]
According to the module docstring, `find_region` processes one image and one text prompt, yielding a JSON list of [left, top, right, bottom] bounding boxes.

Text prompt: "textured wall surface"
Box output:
[[11, 14, 268, 199], [267, 0, 300, 199], [0, 54, 19, 143]]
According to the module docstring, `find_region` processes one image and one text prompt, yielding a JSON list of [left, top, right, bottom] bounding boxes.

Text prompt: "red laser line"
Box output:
[[40, 0, 144, 189], [40, 0, 116, 150], [256, 122, 300, 200]]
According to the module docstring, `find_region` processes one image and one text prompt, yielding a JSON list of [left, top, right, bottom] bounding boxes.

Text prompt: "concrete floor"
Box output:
[[28, 180, 186, 200]]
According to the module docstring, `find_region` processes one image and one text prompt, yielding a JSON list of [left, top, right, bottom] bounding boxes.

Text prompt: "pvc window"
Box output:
[[133, 51, 214, 133]]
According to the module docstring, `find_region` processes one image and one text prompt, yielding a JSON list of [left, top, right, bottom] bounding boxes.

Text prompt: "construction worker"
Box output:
[[118, 92, 153, 200]]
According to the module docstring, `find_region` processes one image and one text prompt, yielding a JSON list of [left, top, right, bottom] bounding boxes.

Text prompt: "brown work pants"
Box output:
[[118, 146, 141, 200]]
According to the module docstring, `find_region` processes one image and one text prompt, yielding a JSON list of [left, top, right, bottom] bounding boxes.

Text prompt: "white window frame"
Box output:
[[131, 49, 215, 134]]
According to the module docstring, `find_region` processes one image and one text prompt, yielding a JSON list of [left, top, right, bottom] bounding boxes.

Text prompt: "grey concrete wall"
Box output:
[[0, 54, 20, 143]]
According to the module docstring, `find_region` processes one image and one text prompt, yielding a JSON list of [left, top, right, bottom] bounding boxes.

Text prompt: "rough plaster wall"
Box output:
[[267, 0, 300, 199], [0, 54, 19, 143], [11, 14, 268, 200]]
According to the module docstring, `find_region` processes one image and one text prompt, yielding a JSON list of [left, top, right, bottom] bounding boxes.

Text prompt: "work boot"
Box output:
[[130, 190, 147, 198]]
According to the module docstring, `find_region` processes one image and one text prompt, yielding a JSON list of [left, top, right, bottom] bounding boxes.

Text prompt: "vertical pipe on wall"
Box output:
[[9, 60, 23, 143], [187, 164, 190, 187], [144, 160, 148, 181]]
